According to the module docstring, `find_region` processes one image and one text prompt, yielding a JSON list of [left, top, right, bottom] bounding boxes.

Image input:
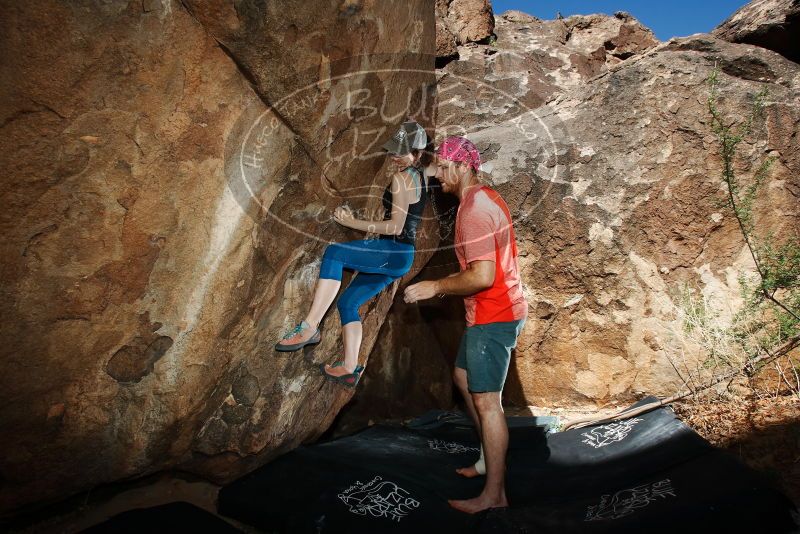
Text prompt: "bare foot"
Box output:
[[455, 465, 482, 478], [448, 494, 508, 514]]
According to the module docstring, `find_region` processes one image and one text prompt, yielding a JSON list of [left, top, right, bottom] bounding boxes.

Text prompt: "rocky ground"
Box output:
[[674, 393, 800, 507]]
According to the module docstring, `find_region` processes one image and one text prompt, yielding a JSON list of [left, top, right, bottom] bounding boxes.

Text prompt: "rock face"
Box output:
[[713, 0, 800, 63], [436, 0, 495, 59], [418, 11, 799, 407], [0, 0, 435, 513]]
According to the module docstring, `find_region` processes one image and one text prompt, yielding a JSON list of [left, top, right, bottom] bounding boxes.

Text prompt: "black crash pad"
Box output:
[[218, 399, 798, 533], [81, 502, 241, 533]]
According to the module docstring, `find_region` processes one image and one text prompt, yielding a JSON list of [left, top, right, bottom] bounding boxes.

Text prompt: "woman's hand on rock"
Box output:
[[333, 205, 355, 226]]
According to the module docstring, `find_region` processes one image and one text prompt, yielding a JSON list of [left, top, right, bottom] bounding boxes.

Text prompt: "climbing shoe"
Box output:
[[275, 320, 321, 352]]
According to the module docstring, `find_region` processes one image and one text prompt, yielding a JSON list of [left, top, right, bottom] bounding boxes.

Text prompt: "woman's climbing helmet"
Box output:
[[382, 121, 428, 156]]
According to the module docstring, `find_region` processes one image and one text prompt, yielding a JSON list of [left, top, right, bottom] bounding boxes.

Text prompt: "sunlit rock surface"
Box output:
[[713, 0, 800, 63], [413, 10, 799, 407]]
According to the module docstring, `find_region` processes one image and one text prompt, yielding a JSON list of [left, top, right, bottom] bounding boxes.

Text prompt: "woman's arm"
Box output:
[[334, 171, 411, 236]]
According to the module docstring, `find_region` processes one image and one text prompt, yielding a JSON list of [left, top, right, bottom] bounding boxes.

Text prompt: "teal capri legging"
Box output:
[[320, 239, 414, 325], [455, 319, 526, 392]]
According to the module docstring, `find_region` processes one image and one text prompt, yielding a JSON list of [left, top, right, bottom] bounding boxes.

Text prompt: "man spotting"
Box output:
[[404, 136, 527, 514]]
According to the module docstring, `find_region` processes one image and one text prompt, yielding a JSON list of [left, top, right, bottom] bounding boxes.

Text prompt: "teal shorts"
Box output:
[[455, 319, 526, 393]]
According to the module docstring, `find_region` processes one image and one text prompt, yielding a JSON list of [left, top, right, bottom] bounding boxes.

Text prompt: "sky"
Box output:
[[489, 1, 750, 41]]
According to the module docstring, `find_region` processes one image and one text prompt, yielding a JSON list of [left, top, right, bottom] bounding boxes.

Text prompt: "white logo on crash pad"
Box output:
[[585, 478, 676, 521], [428, 439, 480, 454], [581, 418, 644, 448], [338, 476, 420, 522]]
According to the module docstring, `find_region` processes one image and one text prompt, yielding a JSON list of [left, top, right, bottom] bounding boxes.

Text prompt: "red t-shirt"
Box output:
[[454, 185, 528, 326]]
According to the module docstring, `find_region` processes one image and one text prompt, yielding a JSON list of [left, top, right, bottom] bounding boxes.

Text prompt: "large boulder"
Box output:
[[713, 0, 800, 63], [414, 12, 799, 408], [0, 0, 436, 514]]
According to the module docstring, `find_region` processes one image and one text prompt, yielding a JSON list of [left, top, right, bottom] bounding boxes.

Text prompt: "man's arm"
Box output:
[[403, 260, 494, 303], [435, 260, 494, 296], [404, 202, 498, 303]]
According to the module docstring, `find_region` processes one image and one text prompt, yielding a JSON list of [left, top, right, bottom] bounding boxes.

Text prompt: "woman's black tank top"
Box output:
[[379, 166, 427, 247]]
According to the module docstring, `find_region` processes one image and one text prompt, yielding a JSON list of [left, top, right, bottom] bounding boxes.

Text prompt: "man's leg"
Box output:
[[453, 328, 486, 477], [454, 367, 484, 478], [449, 319, 524, 513], [454, 367, 481, 430], [449, 391, 509, 513]]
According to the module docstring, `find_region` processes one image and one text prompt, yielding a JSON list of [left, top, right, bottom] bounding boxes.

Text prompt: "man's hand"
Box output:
[[403, 280, 439, 304], [404, 261, 494, 304]]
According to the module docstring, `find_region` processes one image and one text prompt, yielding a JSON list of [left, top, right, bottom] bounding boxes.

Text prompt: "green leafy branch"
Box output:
[[706, 66, 799, 372]]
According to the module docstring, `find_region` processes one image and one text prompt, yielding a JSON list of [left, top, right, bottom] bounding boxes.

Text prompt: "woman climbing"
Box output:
[[274, 120, 429, 388]]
